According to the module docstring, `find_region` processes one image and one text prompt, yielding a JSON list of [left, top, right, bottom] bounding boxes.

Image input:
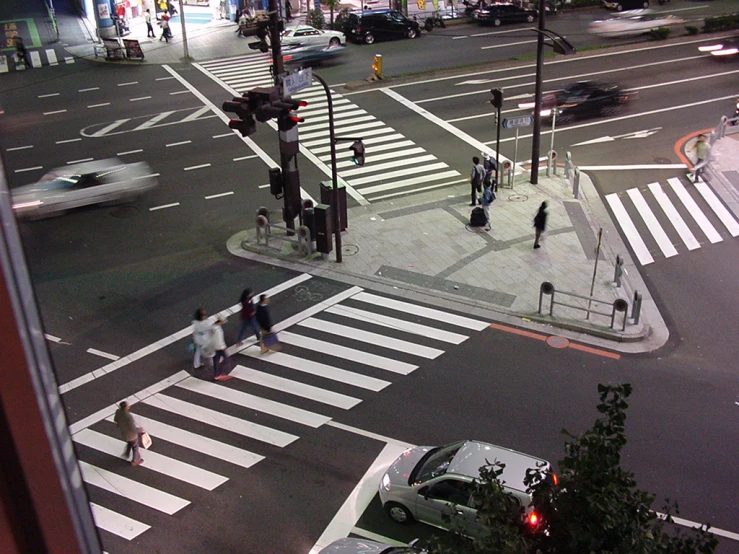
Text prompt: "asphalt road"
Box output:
[[1, 3, 738, 552]]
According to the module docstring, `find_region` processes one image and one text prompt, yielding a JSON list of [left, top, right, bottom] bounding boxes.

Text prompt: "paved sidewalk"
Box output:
[[229, 168, 669, 353]]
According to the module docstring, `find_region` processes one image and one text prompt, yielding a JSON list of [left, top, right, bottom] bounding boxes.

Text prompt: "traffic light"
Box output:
[[276, 98, 308, 132], [251, 87, 281, 122], [349, 140, 365, 166], [269, 167, 283, 198], [222, 96, 257, 137], [490, 88, 503, 110]]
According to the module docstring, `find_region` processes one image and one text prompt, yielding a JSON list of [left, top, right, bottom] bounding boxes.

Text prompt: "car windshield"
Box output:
[[39, 175, 83, 190], [410, 441, 464, 485]]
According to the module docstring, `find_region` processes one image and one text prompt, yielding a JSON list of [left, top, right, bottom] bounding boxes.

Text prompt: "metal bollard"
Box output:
[[256, 214, 269, 246], [632, 291, 642, 325], [610, 298, 629, 331], [613, 255, 624, 287], [538, 281, 555, 316], [572, 167, 580, 199]]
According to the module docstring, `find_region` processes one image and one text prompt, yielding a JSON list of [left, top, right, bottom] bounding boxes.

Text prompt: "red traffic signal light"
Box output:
[[222, 97, 257, 137], [349, 140, 365, 166], [275, 98, 308, 131]]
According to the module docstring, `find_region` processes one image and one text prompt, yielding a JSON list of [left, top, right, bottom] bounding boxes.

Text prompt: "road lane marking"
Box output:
[[117, 149, 144, 156], [204, 191, 234, 199], [233, 154, 258, 161], [45, 334, 63, 343], [44, 109, 67, 115], [129, 96, 152, 102], [38, 92, 59, 98], [14, 166, 43, 173], [90, 503, 150, 541], [149, 202, 180, 211], [59, 274, 313, 395], [648, 182, 700, 251], [627, 188, 678, 259], [87, 103, 110, 108], [667, 178, 721, 244], [56, 138, 81, 144], [67, 158, 94, 164], [606, 193, 654, 265], [117, 81, 138, 86], [170, 90, 189, 95], [155, 76, 174, 80], [694, 181, 739, 237], [86, 348, 119, 361], [79, 87, 99, 92], [578, 165, 688, 170], [184, 163, 211, 171], [90, 119, 130, 137], [213, 132, 233, 139], [655, 513, 739, 542], [166, 140, 192, 147], [481, 39, 537, 50], [7, 145, 33, 151]]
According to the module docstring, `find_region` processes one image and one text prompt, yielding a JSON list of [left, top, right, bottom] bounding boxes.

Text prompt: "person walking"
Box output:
[[192, 308, 213, 369], [14, 37, 31, 68], [114, 401, 144, 466], [145, 9, 156, 37], [237, 288, 261, 344], [480, 182, 495, 231], [285, 0, 292, 21], [688, 134, 710, 184], [533, 201, 548, 249], [159, 12, 171, 42], [256, 294, 273, 354], [469, 156, 485, 206], [210, 317, 233, 381]]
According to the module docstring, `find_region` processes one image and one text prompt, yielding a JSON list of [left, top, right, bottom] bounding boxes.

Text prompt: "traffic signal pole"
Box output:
[[530, 0, 546, 185]]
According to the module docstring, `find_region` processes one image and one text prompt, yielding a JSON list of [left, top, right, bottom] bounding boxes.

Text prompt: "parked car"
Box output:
[[281, 25, 345, 48], [588, 10, 684, 37], [11, 159, 158, 219], [474, 3, 538, 26], [379, 440, 554, 539], [343, 9, 421, 44], [698, 35, 739, 59], [602, 0, 649, 10], [519, 80, 636, 124], [318, 537, 425, 553]]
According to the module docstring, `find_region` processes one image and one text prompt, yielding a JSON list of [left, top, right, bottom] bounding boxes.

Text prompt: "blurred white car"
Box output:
[[698, 36, 739, 59], [588, 10, 683, 37], [318, 537, 425, 553], [12, 158, 158, 219], [281, 25, 345, 48]]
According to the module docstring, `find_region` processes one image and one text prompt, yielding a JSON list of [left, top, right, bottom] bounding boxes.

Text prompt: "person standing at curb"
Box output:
[[256, 294, 273, 354], [192, 308, 213, 369], [159, 12, 171, 42], [114, 401, 144, 466], [145, 9, 156, 38], [688, 134, 710, 184], [469, 156, 485, 206], [533, 201, 547, 249], [237, 288, 261, 344], [211, 317, 233, 381], [480, 182, 495, 231]]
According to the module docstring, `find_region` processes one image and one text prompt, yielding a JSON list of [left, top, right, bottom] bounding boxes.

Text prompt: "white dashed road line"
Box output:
[[79, 87, 99, 92], [43, 109, 67, 115], [38, 93, 60, 98], [67, 158, 93, 164], [204, 191, 234, 200], [118, 81, 138, 86], [88, 103, 110, 108], [130, 96, 152, 102], [57, 138, 81, 144], [86, 348, 120, 361], [149, 202, 180, 211], [7, 145, 33, 151], [183, 163, 211, 171], [166, 140, 192, 147], [15, 166, 43, 173], [117, 149, 143, 156]]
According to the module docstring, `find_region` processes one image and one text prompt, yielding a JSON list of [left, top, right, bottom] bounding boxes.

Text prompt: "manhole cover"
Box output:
[[654, 157, 672, 164], [546, 335, 570, 349], [110, 205, 140, 218], [342, 244, 359, 256], [508, 194, 528, 202]]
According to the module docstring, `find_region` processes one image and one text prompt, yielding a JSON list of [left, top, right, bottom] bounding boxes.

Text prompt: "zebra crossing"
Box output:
[[605, 177, 739, 266], [197, 54, 464, 203], [0, 48, 75, 73], [70, 285, 488, 542]]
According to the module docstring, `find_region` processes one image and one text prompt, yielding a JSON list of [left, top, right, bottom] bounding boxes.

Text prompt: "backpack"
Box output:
[[470, 206, 487, 227]]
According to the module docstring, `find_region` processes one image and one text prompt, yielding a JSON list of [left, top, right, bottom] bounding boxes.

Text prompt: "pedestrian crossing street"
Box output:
[[605, 177, 739, 266], [71, 286, 488, 542], [197, 54, 465, 203], [0, 48, 75, 73]]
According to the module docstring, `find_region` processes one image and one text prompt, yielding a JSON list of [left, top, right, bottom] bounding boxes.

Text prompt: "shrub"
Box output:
[[703, 13, 739, 33], [306, 8, 325, 29], [685, 25, 699, 36], [649, 27, 671, 40]]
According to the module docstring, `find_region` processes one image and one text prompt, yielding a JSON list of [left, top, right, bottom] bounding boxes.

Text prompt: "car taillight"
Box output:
[[527, 511, 540, 526], [357, 26, 361, 33], [551, 473, 559, 486]]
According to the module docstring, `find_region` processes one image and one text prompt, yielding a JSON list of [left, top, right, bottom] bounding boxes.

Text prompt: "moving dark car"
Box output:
[[520, 81, 635, 124], [474, 3, 537, 26], [602, 0, 649, 11], [343, 9, 421, 44]]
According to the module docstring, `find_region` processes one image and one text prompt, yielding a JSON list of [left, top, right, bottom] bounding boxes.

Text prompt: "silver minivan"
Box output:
[[379, 440, 553, 538]]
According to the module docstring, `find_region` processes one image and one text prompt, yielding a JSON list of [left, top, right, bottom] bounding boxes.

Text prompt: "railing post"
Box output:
[[610, 298, 628, 331], [632, 291, 642, 325], [572, 167, 580, 199], [539, 281, 555, 316]]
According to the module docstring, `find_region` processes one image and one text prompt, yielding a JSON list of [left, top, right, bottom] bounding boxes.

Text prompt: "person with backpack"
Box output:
[[483, 152, 497, 191], [479, 182, 496, 231], [469, 156, 485, 206]]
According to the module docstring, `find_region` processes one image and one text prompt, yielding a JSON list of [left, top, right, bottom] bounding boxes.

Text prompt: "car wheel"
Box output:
[[385, 502, 415, 524], [407, 27, 418, 39], [493, 18, 502, 26], [616, 4, 623, 11], [329, 37, 340, 47], [364, 32, 375, 44], [642, 0, 649, 7], [425, 19, 433, 32], [526, 14, 534, 22]]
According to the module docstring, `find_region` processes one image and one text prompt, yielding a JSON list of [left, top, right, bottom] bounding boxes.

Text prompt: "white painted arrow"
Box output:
[[571, 127, 662, 147], [455, 79, 496, 86]]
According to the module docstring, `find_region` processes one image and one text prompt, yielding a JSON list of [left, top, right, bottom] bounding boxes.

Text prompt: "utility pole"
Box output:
[[530, 0, 546, 185]]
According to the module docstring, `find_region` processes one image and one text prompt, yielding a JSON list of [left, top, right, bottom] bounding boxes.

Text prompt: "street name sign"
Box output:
[[502, 116, 534, 129], [283, 68, 312, 97]]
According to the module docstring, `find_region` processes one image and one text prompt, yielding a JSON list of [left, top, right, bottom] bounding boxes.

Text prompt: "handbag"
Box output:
[[262, 332, 281, 351], [140, 432, 152, 449], [185, 338, 196, 354]]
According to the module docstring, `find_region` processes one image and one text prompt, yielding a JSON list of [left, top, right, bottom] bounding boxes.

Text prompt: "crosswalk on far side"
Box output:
[[69, 284, 489, 546], [605, 177, 739, 266]]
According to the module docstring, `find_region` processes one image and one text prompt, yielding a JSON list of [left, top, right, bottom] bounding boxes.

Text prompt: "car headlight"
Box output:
[[381, 473, 391, 491]]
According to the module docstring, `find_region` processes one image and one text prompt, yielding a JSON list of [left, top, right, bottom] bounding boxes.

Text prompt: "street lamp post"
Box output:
[[311, 72, 343, 263], [530, 0, 546, 185], [548, 107, 558, 176]]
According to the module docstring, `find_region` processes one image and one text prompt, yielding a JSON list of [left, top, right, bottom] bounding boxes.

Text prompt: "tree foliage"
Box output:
[[429, 384, 719, 554]]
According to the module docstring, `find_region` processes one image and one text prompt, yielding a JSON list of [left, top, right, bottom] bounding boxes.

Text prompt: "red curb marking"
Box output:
[[489, 322, 621, 359]]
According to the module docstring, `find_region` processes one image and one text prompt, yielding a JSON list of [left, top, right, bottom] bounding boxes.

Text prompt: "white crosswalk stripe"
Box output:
[[197, 54, 461, 202], [606, 178, 738, 265], [1, 48, 73, 72], [71, 281, 488, 541]]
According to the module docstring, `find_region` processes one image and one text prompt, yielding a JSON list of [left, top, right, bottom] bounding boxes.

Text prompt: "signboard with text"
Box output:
[[502, 116, 534, 129], [283, 67, 312, 97]]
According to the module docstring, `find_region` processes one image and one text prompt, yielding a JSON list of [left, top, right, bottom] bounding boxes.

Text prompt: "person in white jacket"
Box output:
[[192, 308, 213, 369], [210, 317, 233, 381]]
